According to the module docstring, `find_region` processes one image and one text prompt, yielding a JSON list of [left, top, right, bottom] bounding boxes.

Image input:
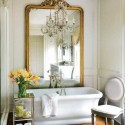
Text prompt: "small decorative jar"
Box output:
[[15, 101, 24, 117]]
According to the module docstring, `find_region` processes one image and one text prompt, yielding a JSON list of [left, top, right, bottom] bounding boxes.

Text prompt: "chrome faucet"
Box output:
[[49, 72, 58, 88], [59, 83, 66, 96], [54, 79, 66, 96], [49, 70, 61, 88], [56, 72, 66, 96], [49, 70, 66, 95], [48, 70, 56, 88]]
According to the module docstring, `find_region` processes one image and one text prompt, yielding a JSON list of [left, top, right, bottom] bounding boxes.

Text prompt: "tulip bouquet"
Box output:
[[9, 68, 40, 97]]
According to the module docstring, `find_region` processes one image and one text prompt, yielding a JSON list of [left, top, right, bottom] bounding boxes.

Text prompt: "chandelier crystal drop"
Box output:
[[55, 1, 68, 31], [41, 1, 75, 37], [41, 9, 57, 37]]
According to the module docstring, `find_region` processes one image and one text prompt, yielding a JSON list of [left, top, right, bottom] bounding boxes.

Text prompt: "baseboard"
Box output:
[[1, 107, 9, 125]]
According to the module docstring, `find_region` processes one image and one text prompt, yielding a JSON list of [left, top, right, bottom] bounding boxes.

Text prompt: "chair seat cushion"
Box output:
[[92, 105, 123, 117]]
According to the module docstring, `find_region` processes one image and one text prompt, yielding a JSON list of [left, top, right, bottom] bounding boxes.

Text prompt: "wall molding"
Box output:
[[1, 6, 10, 124], [97, 0, 125, 91], [84, 67, 98, 88], [84, 75, 97, 88], [121, 0, 125, 81], [98, 68, 122, 90], [97, 0, 100, 90], [84, 68, 97, 76], [1, 107, 9, 125], [98, 68, 122, 78]]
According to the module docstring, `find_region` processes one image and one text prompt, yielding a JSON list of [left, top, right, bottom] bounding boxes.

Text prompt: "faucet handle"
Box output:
[[56, 91, 60, 95]]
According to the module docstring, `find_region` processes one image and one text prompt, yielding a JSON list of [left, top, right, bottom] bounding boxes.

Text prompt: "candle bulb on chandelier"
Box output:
[[73, 16, 75, 24], [66, 16, 68, 22]]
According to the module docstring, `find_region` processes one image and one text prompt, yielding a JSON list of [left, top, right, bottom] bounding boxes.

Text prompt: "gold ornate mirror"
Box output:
[[25, 0, 84, 88]]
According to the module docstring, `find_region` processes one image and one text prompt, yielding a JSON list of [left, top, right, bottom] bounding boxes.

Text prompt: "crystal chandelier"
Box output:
[[41, 9, 57, 37], [41, 1, 75, 37]]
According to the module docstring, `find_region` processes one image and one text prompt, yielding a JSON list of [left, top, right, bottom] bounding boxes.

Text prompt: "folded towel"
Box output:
[[24, 123, 31, 125], [41, 93, 59, 118]]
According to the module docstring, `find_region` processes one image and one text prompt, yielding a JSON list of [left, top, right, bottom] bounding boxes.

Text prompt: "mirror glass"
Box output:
[[26, 4, 84, 88]]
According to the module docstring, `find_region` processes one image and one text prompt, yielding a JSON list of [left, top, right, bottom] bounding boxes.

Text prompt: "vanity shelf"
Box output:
[[13, 93, 34, 125]]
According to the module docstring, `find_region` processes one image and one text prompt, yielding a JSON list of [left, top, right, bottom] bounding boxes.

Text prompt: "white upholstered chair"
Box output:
[[91, 77, 125, 125]]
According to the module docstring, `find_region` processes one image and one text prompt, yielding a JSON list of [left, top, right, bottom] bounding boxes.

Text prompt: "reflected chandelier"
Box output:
[[41, 0, 75, 37]]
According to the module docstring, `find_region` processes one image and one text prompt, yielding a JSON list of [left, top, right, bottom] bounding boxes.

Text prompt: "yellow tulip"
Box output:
[[9, 68, 41, 86], [9, 73, 14, 78], [34, 81, 38, 85], [12, 70, 18, 77]]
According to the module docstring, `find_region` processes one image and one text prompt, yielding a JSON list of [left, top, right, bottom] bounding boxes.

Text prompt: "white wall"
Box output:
[[98, 0, 125, 92], [0, 6, 10, 125], [0, 7, 10, 113], [123, 0, 125, 85], [0, 7, 6, 113], [98, 1, 125, 123]]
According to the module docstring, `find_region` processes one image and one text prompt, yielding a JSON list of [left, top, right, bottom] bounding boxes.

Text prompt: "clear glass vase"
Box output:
[[18, 83, 27, 98]]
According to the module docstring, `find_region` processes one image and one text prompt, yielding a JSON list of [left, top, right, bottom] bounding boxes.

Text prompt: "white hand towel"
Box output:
[[41, 93, 59, 117], [24, 123, 31, 125], [50, 93, 58, 116]]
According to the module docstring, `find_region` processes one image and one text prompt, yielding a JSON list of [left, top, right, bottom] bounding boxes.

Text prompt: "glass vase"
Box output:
[[18, 84, 27, 98]]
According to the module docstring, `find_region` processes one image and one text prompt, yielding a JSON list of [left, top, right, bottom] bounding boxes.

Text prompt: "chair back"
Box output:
[[105, 77, 125, 102]]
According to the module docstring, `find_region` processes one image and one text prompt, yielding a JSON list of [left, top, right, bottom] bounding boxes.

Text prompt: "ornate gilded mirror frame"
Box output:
[[25, 0, 84, 87]]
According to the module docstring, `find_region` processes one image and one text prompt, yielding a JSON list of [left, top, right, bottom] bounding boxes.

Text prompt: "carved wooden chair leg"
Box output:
[[92, 113, 96, 125], [111, 119, 114, 125], [105, 117, 108, 125], [121, 113, 125, 125]]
